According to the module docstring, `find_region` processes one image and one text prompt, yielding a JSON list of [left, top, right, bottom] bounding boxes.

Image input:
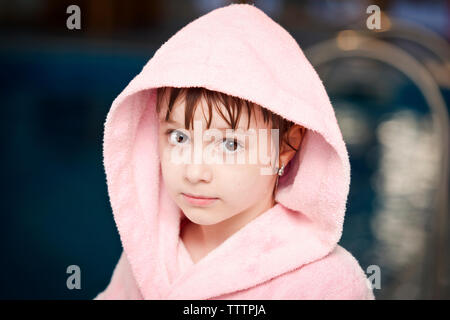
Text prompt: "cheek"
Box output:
[[159, 144, 182, 188], [218, 165, 274, 201]]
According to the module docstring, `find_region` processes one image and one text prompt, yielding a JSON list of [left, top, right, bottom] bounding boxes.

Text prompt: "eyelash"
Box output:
[[165, 129, 244, 153]]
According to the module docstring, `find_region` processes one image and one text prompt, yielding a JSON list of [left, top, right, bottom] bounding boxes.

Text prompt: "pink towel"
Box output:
[[94, 3, 375, 300]]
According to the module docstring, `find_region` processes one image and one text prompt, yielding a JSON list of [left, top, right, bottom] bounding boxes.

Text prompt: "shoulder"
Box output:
[[280, 245, 375, 300], [93, 251, 144, 300]]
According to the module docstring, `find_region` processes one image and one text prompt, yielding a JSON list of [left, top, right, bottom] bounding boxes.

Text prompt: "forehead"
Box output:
[[158, 91, 269, 130]]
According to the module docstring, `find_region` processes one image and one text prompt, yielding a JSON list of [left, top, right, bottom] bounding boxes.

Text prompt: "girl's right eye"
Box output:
[[167, 129, 190, 145]]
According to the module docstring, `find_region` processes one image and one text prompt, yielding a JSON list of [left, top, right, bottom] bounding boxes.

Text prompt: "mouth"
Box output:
[[181, 193, 219, 206]]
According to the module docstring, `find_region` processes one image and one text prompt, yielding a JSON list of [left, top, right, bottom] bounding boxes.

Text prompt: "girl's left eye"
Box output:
[[222, 138, 243, 153]]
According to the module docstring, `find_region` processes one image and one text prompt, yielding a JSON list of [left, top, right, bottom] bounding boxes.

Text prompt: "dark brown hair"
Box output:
[[156, 86, 300, 152]]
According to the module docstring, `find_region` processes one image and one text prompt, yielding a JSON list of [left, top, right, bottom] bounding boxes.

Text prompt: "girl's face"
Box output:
[[157, 95, 279, 226]]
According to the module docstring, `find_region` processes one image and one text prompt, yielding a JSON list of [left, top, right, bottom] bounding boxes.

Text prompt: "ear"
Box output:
[[279, 125, 306, 168]]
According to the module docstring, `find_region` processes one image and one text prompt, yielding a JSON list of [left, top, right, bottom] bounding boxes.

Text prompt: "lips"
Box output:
[[182, 193, 219, 206], [182, 193, 217, 199]]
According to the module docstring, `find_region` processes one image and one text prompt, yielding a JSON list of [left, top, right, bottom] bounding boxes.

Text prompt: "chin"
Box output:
[[181, 210, 223, 226]]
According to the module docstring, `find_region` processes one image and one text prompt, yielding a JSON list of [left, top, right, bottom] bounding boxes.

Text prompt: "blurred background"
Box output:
[[0, 0, 448, 300]]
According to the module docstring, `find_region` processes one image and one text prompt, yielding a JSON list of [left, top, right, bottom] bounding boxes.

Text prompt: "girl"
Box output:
[[94, 3, 375, 299]]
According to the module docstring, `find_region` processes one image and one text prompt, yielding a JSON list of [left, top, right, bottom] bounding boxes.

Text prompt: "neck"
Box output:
[[195, 194, 276, 249]]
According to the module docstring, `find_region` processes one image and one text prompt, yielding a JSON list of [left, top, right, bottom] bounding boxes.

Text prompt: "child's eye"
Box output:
[[167, 129, 190, 145], [222, 138, 243, 153]]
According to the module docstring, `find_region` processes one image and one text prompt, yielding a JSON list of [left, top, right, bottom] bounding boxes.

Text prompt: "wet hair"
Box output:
[[156, 86, 300, 152]]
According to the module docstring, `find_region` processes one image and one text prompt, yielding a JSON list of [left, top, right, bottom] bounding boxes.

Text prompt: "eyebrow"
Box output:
[[162, 119, 248, 131], [163, 119, 181, 125]]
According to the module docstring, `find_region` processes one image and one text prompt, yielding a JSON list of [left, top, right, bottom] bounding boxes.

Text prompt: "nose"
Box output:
[[184, 163, 213, 184]]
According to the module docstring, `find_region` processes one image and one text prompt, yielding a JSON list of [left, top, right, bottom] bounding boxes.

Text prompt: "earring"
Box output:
[[274, 164, 285, 195], [277, 164, 285, 176]]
